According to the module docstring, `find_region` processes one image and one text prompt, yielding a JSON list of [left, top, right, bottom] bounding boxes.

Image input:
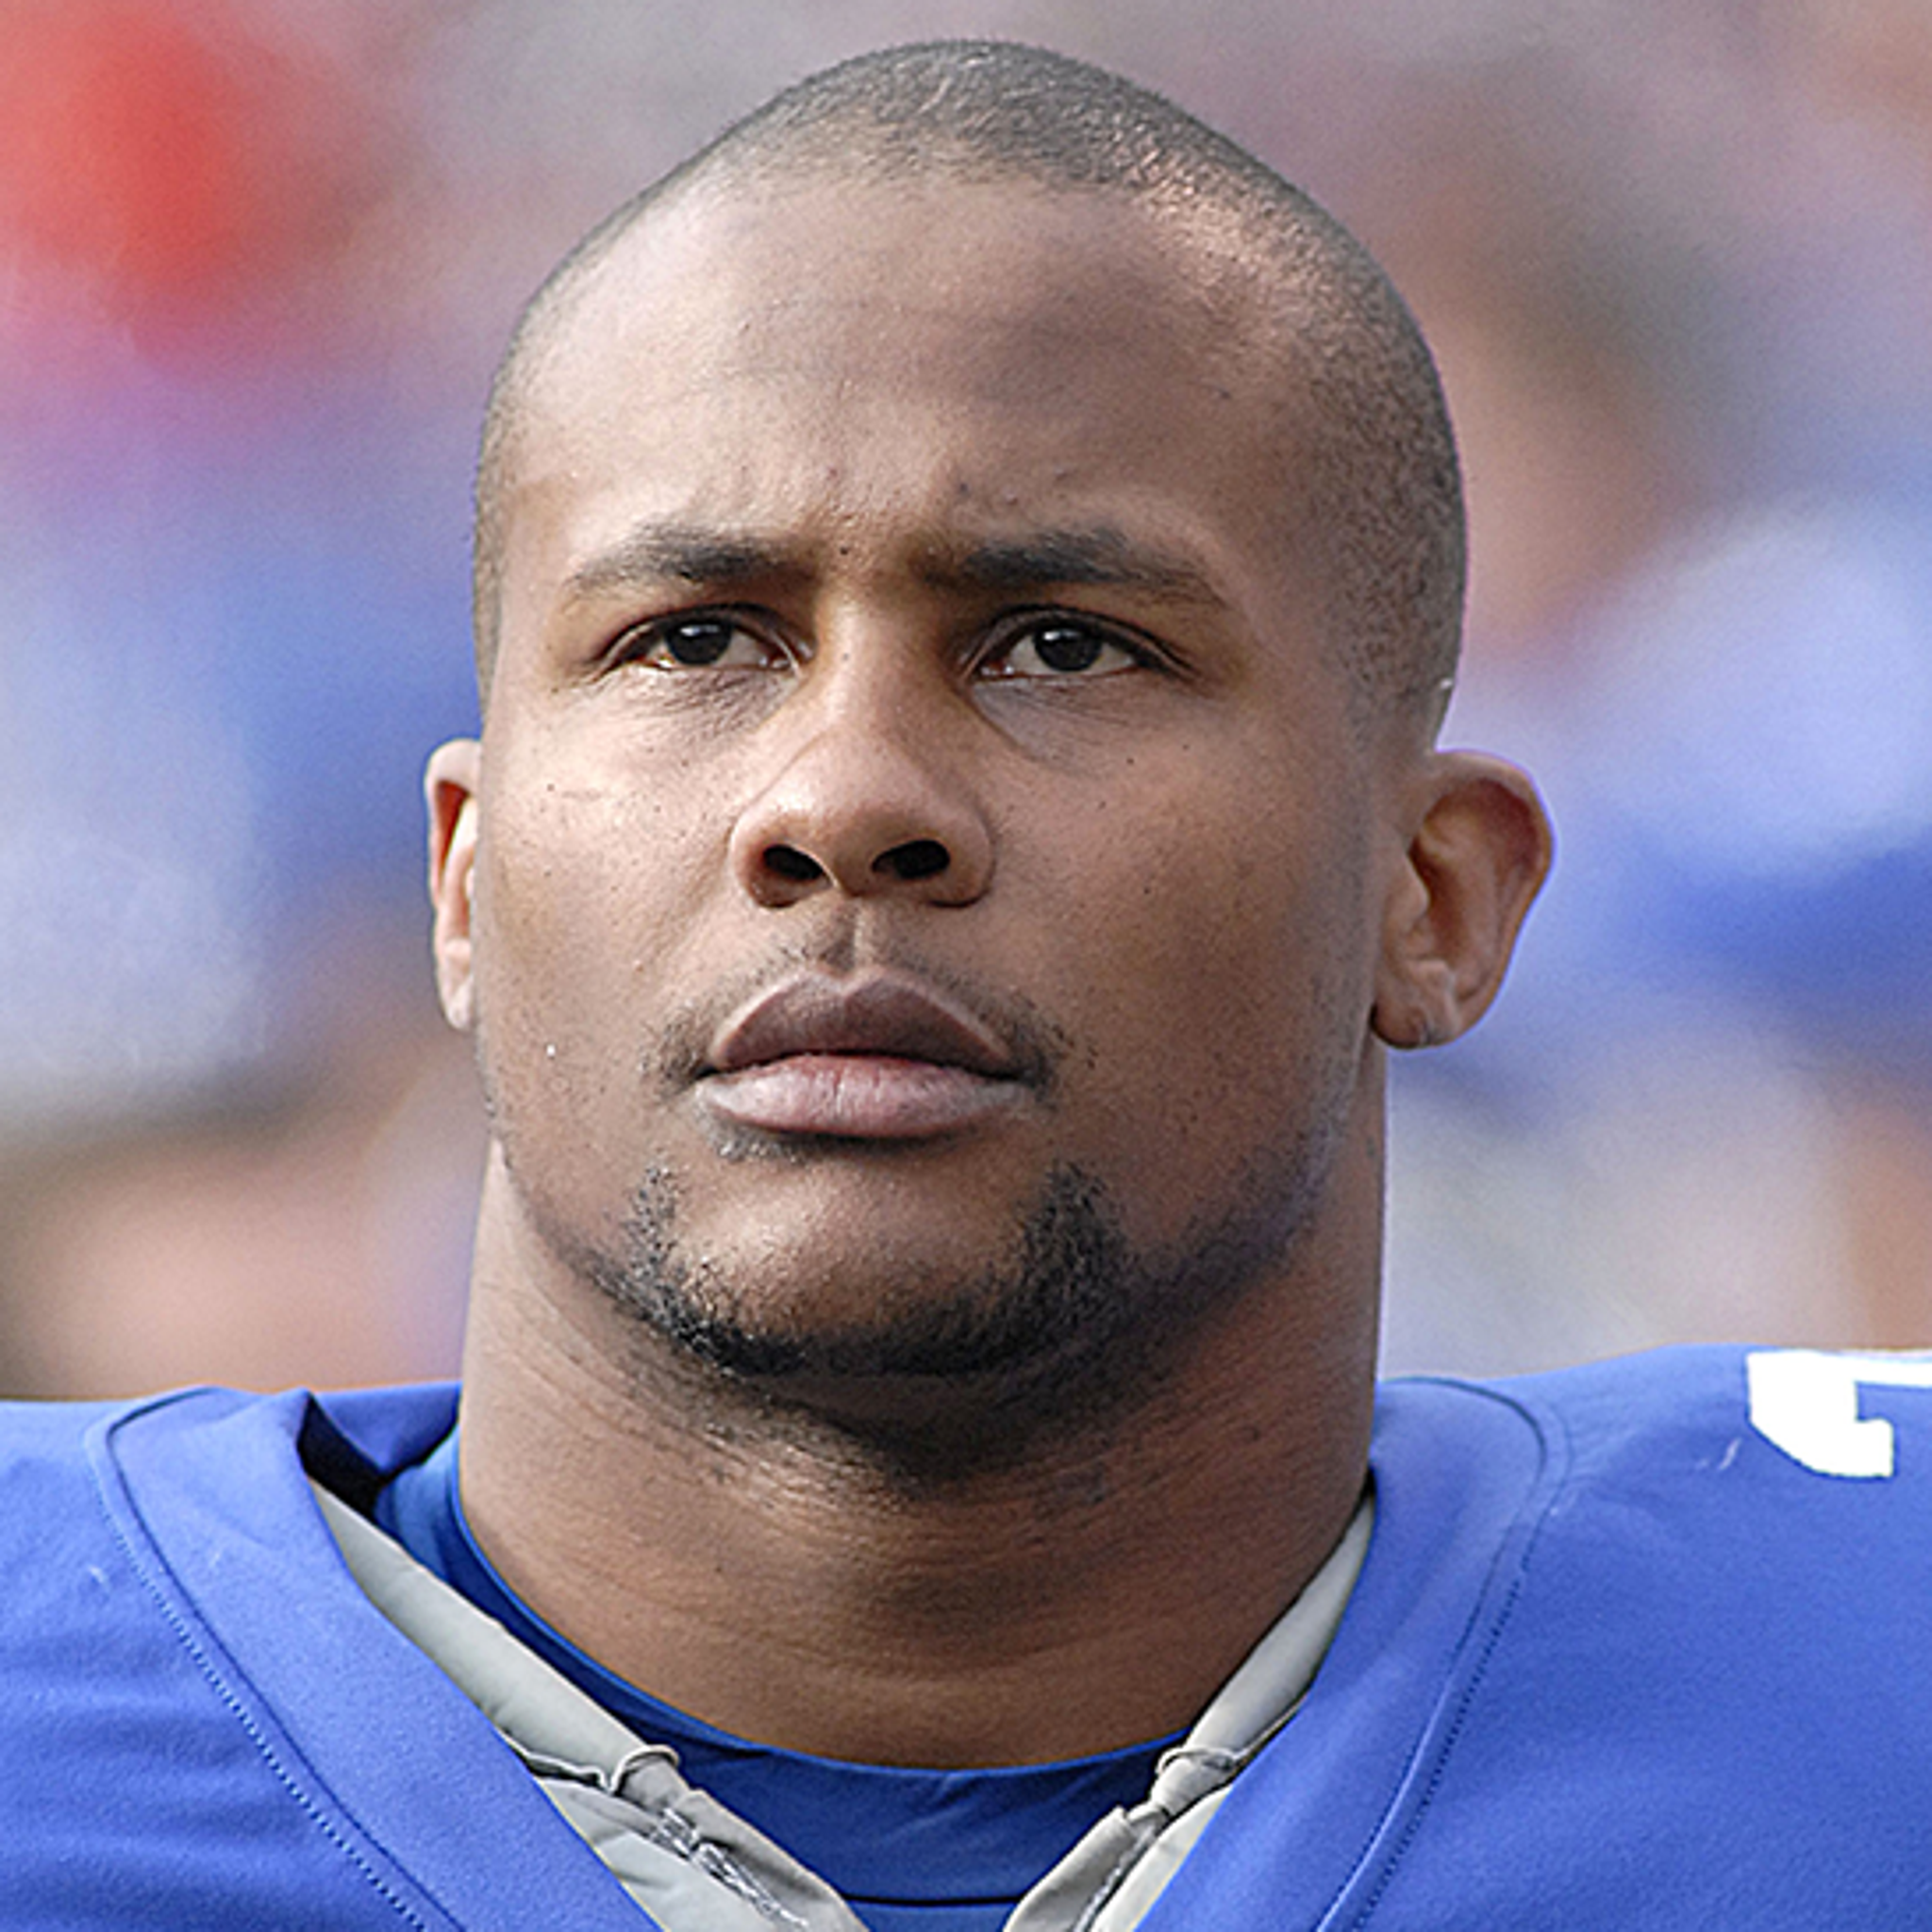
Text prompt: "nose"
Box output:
[[728, 681, 994, 910]]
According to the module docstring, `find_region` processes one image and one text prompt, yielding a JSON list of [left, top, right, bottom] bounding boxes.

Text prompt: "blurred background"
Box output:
[[1, 0, 1927, 1395]]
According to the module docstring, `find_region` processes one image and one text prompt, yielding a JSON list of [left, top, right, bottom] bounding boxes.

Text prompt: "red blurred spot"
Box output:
[[0, 0, 381, 334]]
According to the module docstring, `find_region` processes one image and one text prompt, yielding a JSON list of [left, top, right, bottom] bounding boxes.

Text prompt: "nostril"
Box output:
[[764, 844, 824, 883], [876, 839, 950, 882]]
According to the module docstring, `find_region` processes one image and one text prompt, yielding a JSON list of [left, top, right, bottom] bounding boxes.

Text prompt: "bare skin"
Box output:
[[425, 176, 1549, 1767]]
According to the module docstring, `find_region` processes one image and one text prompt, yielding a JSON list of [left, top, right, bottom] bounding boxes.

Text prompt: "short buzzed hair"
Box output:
[[473, 41, 1464, 724]]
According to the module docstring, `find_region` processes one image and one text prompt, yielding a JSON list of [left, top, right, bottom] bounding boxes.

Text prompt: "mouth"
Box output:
[[697, 969, 1031, 1141]]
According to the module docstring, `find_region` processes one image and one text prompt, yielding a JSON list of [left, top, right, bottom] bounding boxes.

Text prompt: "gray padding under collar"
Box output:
[[313, 1479, 1371, 1930]]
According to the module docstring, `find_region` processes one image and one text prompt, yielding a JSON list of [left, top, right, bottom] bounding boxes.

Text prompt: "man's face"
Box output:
[[449, 176, 1404, 1407]]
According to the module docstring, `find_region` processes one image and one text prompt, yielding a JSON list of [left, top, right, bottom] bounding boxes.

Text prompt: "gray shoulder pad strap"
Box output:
[[310, 1482, 869, 1932], [1008, 1491, 1374, 1932]]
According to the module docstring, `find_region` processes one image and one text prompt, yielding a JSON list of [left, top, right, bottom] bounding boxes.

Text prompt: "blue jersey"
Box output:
[[4, 1346, 1929, 1926]]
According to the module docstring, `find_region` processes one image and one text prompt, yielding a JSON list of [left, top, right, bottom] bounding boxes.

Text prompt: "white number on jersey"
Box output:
[[1747, 1348, 1932, 1478]]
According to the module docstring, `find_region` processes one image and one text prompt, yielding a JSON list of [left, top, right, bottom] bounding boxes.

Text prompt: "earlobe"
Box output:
[[1371, 753, 1552, 1052], [425, 739, 483, 1033]]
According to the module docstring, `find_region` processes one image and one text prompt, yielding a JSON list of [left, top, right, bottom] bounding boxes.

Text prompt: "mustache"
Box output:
[[647, 943, 1070, 1098]]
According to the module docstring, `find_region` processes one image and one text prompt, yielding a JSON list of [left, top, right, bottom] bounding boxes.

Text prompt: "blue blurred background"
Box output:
[[2, 0, 1927, 1393]]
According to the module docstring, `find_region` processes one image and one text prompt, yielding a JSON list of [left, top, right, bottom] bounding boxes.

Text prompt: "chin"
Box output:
[[588, 1162, 1150, 1407]]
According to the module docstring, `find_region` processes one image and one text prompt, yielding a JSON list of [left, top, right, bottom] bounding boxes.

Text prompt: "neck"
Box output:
[[454, 1117, 1381, 1768]]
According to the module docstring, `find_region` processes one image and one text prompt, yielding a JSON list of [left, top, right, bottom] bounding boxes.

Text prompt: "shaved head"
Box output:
[[472, 40, 1463, 724]]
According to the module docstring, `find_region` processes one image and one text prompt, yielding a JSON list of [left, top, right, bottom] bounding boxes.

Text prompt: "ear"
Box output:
[[425, 738, 483, 1033], [1371, 752, 1551, 1051]]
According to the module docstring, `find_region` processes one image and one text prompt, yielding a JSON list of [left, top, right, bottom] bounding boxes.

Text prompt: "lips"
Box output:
[[708, 971, 1019, 1077], [697, 970, 1028, 1141]]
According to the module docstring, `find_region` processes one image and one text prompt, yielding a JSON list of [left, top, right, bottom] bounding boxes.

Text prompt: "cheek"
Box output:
[[1050, 771, 1376, 1207], [470, 758, 709, 1150]]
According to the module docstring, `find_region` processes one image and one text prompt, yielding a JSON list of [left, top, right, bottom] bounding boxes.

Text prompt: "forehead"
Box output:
[[542, 170, 1279, 402], [499, 175, 1312, 626]]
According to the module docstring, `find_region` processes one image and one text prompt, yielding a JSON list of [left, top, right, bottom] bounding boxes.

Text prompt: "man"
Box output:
[[3, 41, 1927, 1930]]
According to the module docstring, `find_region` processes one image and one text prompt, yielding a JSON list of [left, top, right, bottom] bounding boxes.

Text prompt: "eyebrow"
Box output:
[[941, 530, 1222, 604], [559, 518, 1224, 607], [561, 524, 791, 603]]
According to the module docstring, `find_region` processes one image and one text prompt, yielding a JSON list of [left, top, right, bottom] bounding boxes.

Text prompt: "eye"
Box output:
[[616, 613, 784, 672], [980, 615, 1143, 680]]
